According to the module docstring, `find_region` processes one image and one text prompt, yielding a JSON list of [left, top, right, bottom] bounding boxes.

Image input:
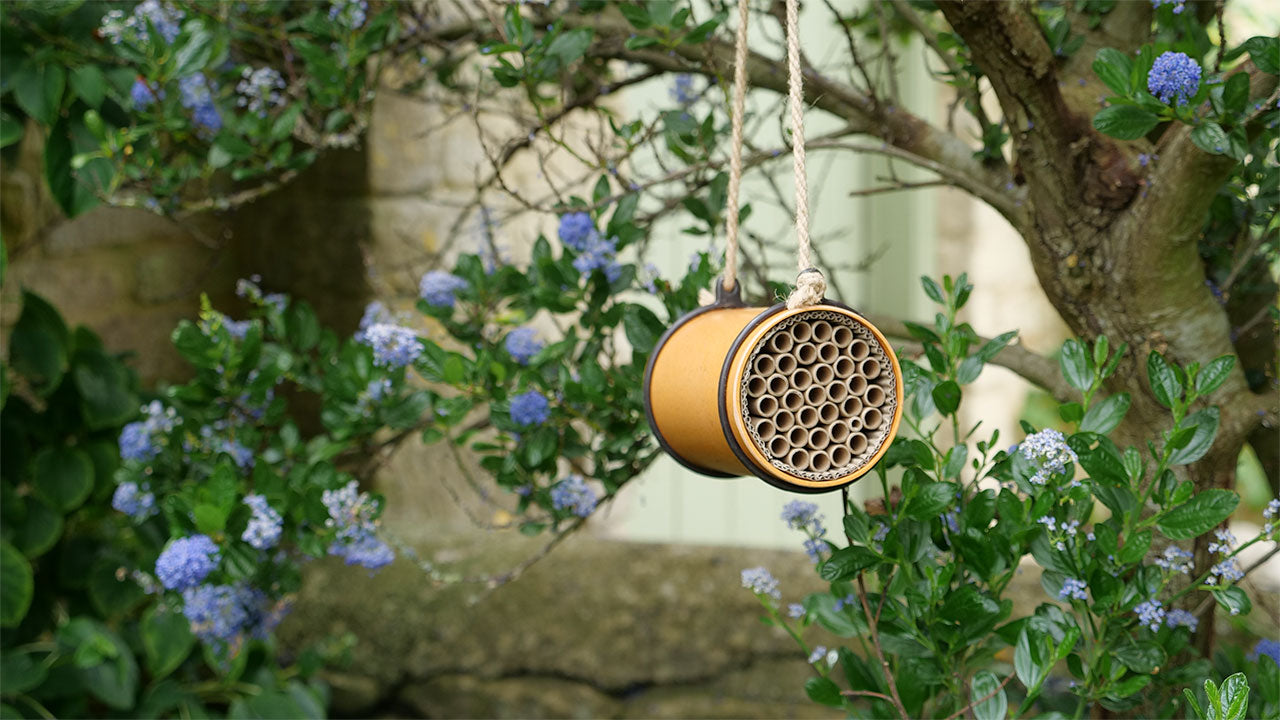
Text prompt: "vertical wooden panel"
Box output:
[[607, 14, 935, 549]]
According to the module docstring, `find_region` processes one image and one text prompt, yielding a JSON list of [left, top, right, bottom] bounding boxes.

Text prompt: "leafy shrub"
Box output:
[[739, 276, 1275, 718]]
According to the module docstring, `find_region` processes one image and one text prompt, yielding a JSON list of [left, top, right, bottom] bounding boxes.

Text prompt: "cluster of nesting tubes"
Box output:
[[741, 316, 893, 475]]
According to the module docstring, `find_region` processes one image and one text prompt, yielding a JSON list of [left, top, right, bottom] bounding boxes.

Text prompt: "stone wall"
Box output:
[[279, 533, 844, 719]]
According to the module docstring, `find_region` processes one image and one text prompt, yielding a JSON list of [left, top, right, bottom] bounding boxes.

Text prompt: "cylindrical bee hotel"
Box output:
[[643, 287, 903, 493]]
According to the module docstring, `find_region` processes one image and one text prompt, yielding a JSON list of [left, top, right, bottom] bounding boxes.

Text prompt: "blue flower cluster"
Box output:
[[130, 79, 162, 109], [1165, 609, 1198, 631], [119, 400, 179, 462], [179, 74, 221, 134], [1151, 0, 1186, 13], [787, 603, 806, 619], [557, 212, 595, 250], [1154, 545, 1194, 574], [235, 277, 287, 313], [156, 535, 221, 591], [504, 327, 543, 365], [670, 74, 696, 106], [550, 475, 597, 517], [359, 322, 423, 369], [111, 481, 157, 520], [807, 646, 829, 665], [781, 500, 825, 535], [357, 378, 393, 414], [328, 0, 368, 29], [1019, 429, 1078, 485], [1148, 51, 1201, 106], [100, 0, 183, 46], [1134, 598, 1166, 631], [242, 495, 283, 550], [1206, 529, 1244, 587], [181, 582, 288, 650], [419, 271, 470, 308], [1264, 498, 1279, 536], [322, 481, 394, 570], [510, 390, 550, 426], [236, 67, 286, 117], [740, 566, 781, 602], [1253, 639, 1280, 665], [1059, 577, 1088, 601], [572, 234, 622, 282], [197, 425, 255, 472]]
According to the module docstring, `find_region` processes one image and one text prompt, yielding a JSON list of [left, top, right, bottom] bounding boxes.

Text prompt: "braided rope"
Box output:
[[783, 0, 825, 309], [721, 0, 752, 294]]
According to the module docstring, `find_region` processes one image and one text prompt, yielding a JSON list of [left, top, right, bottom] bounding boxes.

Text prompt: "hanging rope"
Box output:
[[783, 0, 825, 309], [720, 0, 824, 307], [721, 0, 751, 294]]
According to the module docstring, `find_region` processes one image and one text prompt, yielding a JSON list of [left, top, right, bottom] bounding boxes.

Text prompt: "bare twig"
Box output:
[[856, 572, 910, 720]]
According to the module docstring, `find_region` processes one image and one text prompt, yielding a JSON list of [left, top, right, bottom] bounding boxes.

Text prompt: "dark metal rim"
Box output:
[[642, 280, 744, 479], [716, 298, 871, 494]]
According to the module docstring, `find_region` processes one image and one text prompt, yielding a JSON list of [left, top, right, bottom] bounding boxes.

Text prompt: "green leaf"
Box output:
[[921, 276, 944, 304], [69, 65, 106, 107], [32, 447, 94, 512], [819, 545, 880, 581], [1157, 489, 1239, 540], [0, 111, 23, 149], [1014, 627, 1047, 692], [142, 605, 195, 679], [0, 542, 33, 627], [73, 347, 137, 430], [1167, 408, 1220, 466], [1190, 122, 1229, 156], [1146, 352, 1181, 408], [1108, 674, 1151, 699], [1210, 586, 1251, 617], [1093, 48, 1134, 96], [12, 63, 64, 125], [619, 4, 651, 28], [622, 304, 664, 355], [804, 676, 843, 707], [1221, 72, 1250, 115], [173, 28, 215, 77], [44, 118, 100, 217], [907, 482, 956, 520], [62, 619, 138, 710], [1222, 673, 1250, 720], [12, 497, 63, 559], [1243, 36, 1280, 75], [544, 28, 593, 66], [1115, 640, 1166, 673], [0, 650, 47, 694], [1059, 339, 1092, 392], [931, 381, 961, 416], [1117, 530, 1151, 564], [192, 503, 228, 535], [1092, 105, 1160, 140], [1194, 356, 1235, 397], [970, 670, 1008, 720], [9, 290, 69, 394], [1080, 393, 1130, 434]]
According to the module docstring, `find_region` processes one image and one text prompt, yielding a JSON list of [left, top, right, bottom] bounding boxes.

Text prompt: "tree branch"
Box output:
[[867, 312, 1072, 402]]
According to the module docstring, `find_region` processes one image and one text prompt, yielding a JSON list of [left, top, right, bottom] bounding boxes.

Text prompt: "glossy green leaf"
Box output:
[[1157, 489, 1238, 540], [1194, 356, 1235, 397], [1167, 408, 1220, 466], [932, 381, 961, 416], [142, 606, 195, 679], [819, 545, 880, 581], [1059, 339, 1092, 392], [9, 290, 69, 395], [1080, 393, 1130, 434], [0, 542, 34, 627], [32, 447, 94, 512], [1146, 352, 1181, 408], [1092, 105, 1160, 140], [804, 677, 843, 707], [970, 670, 1008, 720], [1210, 586, 1251, 617]]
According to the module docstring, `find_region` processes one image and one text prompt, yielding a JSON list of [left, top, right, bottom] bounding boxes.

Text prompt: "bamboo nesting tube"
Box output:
[[647, 299, 902, 492]]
